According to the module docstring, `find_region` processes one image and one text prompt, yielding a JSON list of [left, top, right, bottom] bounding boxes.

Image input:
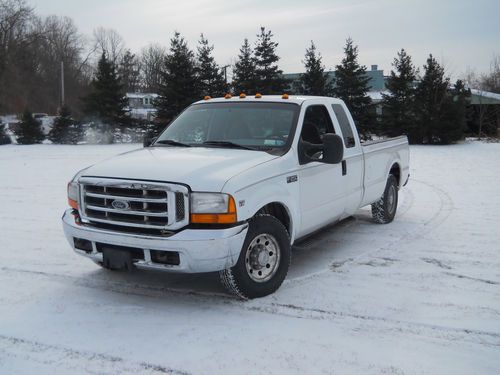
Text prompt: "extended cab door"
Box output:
[[296, 102, 346, 237], [329, 102, 364, 215]]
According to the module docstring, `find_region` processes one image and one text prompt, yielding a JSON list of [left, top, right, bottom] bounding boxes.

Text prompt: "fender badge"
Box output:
[[287, 175, 298, 183]]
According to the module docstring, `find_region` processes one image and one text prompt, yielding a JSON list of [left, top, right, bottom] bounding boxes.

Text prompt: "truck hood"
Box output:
[[80, 146, 278, 192]]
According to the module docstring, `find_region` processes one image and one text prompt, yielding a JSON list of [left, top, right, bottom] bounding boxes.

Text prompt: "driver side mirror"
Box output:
[[143, 134, 156, 147], [322, 133, 344, 164], [298, 133, 344, 165]]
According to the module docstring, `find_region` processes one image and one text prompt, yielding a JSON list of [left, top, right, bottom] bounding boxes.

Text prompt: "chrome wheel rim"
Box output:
[[387, 184, 397, 215], [245, 233, 280, 283]]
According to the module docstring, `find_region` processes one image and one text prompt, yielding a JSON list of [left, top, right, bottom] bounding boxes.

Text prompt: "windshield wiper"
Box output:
[[202, 141, 256, 150], [155, 139, 191, 147]]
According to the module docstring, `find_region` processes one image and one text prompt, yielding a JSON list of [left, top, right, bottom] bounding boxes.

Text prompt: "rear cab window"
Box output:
[[331, 104, 356, 148]]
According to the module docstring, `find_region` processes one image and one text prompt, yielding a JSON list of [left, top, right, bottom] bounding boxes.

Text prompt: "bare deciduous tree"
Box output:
[[140, 43, 166, 92], [462, 58, 500, 138], [0, 1, 50, 112], [0, 0, 91, 115], [92, 27, 125, 65], [481, 56, 500, 94]]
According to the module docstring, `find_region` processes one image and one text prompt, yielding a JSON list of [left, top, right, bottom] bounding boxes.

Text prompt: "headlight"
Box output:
[[66, 168, 90, 210], [67, 180, 79, 209], [191, 193, 230, 213], [190, 193, 237, 224]]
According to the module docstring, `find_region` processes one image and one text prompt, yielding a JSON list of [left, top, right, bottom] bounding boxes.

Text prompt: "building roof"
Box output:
[[283, 67, 386, 91], [126, 92, 159, 99], [470, 89, 500, 105]]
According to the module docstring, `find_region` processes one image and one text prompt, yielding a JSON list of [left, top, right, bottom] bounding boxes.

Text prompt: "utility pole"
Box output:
[[60, 61, 65, 107], [221, 65, 230, 84]]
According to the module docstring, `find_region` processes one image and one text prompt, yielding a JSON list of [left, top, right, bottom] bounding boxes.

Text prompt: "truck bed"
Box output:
[[360, 136, 410, 207]]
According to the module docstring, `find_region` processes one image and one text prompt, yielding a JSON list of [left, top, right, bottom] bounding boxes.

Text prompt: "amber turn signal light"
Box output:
[[190, 196, 237, 224], [68, 198, 78, 210]]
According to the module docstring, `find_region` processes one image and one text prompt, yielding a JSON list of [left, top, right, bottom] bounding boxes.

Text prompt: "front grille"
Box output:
[[78, 177, 189, 231]]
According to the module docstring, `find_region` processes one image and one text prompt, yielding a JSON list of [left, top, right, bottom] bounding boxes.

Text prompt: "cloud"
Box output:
[[31, 0, 500, 77]]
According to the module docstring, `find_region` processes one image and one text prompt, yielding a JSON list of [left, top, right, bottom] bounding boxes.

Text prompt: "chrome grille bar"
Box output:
[[85, 204, 168, 217], [85, 192, 168, 203], [80, 216, 171, 230]]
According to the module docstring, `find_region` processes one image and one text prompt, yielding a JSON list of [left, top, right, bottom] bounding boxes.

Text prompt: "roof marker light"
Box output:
[[224, 93, 232, 99], [239, 93, 246, 99], [282, 93, 289, 99], [255, 93, 262, 98], [204, 95, 211, 100]]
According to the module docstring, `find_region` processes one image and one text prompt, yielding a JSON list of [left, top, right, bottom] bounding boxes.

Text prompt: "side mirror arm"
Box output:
[[143, 135, 156, 147], [298, 140, 324, 165]]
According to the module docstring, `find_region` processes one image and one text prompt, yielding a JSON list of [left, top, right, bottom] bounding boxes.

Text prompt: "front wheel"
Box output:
[[372, 174, 398, 224], [219, 214, 291, 299]]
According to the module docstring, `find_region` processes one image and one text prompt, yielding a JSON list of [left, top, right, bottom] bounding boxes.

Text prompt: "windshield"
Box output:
[[154, 102, 299, 151]]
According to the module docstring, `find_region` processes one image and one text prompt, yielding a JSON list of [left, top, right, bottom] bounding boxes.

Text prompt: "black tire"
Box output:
[[372, 174, 398, 224], [219, 214, 291, 299]]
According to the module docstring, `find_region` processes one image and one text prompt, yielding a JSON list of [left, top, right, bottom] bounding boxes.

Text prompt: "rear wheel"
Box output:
[[372, 174, 398, 224], [219, 214, 291, 299]]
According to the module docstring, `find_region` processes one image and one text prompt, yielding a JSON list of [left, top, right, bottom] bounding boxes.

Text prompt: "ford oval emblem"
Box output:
[[111, 199, 130, 210]]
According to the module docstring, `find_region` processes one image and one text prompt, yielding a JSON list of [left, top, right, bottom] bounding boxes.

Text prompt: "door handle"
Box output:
[[342, 160, 347, 175]]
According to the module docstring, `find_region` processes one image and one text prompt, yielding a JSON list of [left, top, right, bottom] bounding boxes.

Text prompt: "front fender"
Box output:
[[230, 177, 300, 243]]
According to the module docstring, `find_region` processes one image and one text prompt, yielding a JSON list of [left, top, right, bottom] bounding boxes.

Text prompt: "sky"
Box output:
[[30, 0, 500, 79]]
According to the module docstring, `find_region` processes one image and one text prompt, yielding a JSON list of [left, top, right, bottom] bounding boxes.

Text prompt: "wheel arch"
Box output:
[[389, 162, 402, 187], [254, 202, 293, 238]]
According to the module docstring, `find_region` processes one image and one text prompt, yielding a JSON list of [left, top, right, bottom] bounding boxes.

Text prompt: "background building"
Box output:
[[125, 93, 158, 121]]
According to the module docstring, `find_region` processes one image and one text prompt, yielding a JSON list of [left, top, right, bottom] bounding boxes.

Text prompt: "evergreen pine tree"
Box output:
[[296, 41, 332, 96], [155, 32, 200, 126], [254, 27, 286, 94], [438, 79, 470, 144], [15, 109, 45, 144], [232, 38, 257, 95], [118, 50, 141, 93], [332, 38, 374, 139], [48, 106, 83, 144], [381, 49, 418, 139], [414, 54, 450, 144], [196, 34, 227, 97], [82, 52, 129, 142]]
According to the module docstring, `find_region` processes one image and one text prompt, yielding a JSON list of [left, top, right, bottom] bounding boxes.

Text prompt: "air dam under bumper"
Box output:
[[62, 210, 248, 273]]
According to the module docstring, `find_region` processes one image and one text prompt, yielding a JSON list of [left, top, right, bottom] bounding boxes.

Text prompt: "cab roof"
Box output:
[[193, 95, 345, 106]]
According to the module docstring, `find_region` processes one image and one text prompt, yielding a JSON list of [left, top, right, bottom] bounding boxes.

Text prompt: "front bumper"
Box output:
[[62, 209, 248, 273]]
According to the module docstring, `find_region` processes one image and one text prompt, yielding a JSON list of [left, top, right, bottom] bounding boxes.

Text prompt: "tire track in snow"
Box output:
[[246, 302, 500, 346], [284, 178, 455, 285], [0, 334, 190, 375], [443, 272, 500, 285], [2, 265, 498, 348], [0, 266, 232, 300]]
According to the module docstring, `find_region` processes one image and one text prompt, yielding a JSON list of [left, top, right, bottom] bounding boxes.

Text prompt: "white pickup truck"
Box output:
[[63, 95, 409, 298]]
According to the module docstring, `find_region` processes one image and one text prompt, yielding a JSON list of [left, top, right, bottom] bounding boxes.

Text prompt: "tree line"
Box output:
[[1, 0, 498, 146]]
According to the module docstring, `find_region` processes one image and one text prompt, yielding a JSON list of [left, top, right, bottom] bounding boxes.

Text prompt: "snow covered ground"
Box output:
[[0, 141, 499, 374]]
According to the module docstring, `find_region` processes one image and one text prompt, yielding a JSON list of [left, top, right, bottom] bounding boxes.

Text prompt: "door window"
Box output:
[[300, 105, 335, 144]]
